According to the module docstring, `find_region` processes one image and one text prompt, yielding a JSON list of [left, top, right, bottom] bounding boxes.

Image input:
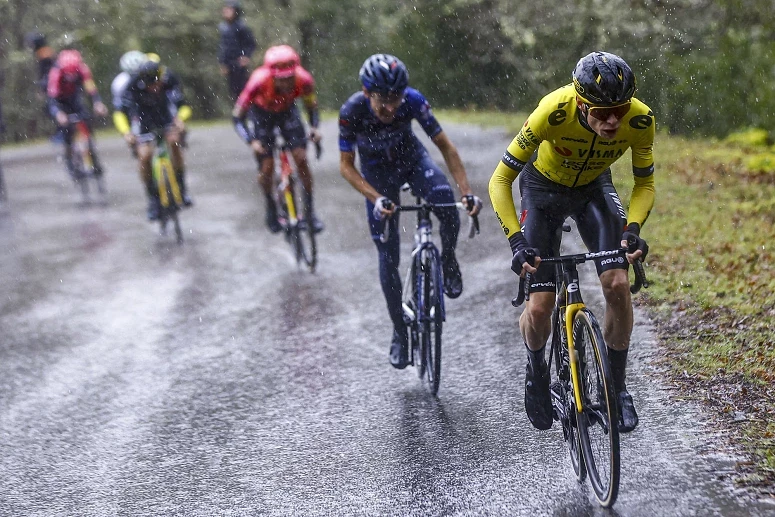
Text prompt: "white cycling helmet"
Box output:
[[119, 50, 149, 74]]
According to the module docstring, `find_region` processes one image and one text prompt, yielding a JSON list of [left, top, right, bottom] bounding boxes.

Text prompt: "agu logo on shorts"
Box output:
[[554, 146, 572, 157]]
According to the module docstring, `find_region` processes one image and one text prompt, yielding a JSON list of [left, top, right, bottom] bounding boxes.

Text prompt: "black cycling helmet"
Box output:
[[137, 60, 161, 83], [572, 51, 636, 106], [359, 54, 409, 95]]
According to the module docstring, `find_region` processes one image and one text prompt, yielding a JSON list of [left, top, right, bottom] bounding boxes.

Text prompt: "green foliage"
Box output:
[[725, 128, 771, 147], [2, 0, 775, 140]]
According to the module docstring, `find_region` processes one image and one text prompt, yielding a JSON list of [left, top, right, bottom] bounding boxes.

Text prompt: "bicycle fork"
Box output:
[[560, 264, 586, 413]]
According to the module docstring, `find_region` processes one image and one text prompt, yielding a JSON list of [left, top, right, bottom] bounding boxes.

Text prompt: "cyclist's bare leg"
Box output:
[[520, 289, 555, 430], [290, 147, 313, 194], [599, 268, 633, 351], [135, 142, 157, 196], [256, 153, 274, 195], [63, 143, 77, 179], [599, 267, 638, 431], [255, 152, 281, 232], [519, 291, 554, 351], [166, 127, 191, 204], [289, 146, 323, 231], [166, 127, 185, 171]]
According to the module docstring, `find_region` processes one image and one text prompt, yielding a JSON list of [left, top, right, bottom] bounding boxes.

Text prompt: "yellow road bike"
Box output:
[[274, 141, 320, 272], [512, 229, 648, 507], [151, 131, 183, 244]]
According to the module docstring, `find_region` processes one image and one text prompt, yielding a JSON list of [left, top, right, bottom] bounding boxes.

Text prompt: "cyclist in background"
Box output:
[[232, 44, 323, 234], [114, 60, 193, 220], [339, 54, 482, 369], [218, 0, 257, 101], [47, 49, 109, 183], [111, 51, 149, 156], [489, 51, 654, 433]]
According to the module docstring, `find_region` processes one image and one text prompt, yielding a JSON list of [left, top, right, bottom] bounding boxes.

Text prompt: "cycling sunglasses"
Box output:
[[370, 91, 406, 108], [585, 101, 631, 121]]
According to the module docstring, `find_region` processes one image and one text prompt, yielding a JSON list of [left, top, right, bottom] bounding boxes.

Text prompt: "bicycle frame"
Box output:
[[554, 261, 587, 412], [402, 203, 447, 323], [153, 133, 183, 209], [517, 247, 646, 413], [277, 149, 299, 224], [71, 119, 93, 172]]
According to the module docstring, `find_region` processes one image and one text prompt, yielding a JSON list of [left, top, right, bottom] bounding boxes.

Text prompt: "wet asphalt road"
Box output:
[[1, 121, 772, 516]]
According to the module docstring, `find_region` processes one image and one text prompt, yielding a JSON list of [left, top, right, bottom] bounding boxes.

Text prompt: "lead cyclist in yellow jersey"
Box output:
[[489, 51, 654, 433]]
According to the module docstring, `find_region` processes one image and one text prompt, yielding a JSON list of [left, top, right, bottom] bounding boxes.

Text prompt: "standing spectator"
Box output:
[[25, 32, 59, 140], [218, 0, 257, 101], [25, 32, 56, 97]]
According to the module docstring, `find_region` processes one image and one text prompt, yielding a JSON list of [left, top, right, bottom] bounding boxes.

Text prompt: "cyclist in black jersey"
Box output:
[[489, 52, 654, 433]]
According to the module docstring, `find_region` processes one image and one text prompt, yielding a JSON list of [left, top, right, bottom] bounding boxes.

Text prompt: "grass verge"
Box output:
[[438, 109, 775, 494]]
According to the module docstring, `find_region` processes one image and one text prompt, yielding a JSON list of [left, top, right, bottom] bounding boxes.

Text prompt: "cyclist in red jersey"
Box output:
[[232, 45, 323, 234], [47, 49, 109, 182]]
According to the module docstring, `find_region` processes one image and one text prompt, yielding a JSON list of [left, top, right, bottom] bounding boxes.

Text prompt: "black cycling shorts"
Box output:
[[249, 105, 307, 157], [518, 163, 628, 292]]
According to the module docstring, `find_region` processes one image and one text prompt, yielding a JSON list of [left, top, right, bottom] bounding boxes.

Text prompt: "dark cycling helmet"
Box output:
[[137, 60, 161, 83], [57, 50, 83, 75], [359, 54, 409, 94], [25, 32, 47, 51], [572, 51, 636, 106]]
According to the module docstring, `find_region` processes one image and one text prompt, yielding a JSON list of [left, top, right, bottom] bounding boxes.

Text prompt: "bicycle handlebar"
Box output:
[[378, 200, 479, 243], [511, 248, 649, 307]]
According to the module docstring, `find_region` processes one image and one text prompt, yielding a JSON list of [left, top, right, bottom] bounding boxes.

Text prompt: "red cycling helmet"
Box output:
[[263, 45, 300, 78], [57, 49, 83, 75]]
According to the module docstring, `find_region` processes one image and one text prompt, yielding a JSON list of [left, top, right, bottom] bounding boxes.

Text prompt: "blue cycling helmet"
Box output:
[[572, 51, 636, 106], [359, 54, 409, 94]]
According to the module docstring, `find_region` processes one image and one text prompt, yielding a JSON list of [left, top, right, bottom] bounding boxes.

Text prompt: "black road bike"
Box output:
[[512, 225, 648, 507]]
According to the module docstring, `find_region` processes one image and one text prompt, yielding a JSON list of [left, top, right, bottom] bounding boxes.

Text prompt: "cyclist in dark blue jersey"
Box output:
[[339, 54, 482, 369]]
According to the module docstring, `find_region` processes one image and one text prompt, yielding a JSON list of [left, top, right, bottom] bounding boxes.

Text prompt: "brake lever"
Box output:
[[630, 258, 649, 294]]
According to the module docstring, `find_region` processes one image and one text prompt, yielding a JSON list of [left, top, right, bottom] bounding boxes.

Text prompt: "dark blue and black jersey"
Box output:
[[338, 88, 442, 169]]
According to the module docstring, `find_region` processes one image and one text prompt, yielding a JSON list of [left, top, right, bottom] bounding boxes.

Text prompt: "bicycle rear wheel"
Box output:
[[574, 308, 620, 507], [551, 307, 585, 482], [419, 250, 443, 395]]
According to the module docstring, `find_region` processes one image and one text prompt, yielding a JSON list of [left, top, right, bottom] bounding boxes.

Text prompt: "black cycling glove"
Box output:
[[622, 222, 649, 259], [509, 232, 539, 276]]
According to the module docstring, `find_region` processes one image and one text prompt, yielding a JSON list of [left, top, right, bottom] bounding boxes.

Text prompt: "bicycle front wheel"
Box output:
[[298, 220, 317, 272], [574, 308, 620, 507], [551, 307, 585, 482], [420, 251, 443, 395]]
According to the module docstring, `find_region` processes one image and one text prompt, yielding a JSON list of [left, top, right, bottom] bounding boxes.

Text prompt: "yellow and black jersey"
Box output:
[[489, 83, 655, 237]]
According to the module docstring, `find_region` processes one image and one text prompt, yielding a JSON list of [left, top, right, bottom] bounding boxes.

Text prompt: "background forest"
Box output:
[[1, 0, 774, 140]]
